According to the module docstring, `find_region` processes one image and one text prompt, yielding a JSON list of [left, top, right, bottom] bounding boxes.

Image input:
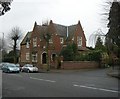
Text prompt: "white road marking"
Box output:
[[30, 77, 56, 83], [73, 84, 119, 93], [7, 74, 22, 77]]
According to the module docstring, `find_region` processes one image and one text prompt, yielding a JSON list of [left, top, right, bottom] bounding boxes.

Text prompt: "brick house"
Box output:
[[20, 20, 87, 69]]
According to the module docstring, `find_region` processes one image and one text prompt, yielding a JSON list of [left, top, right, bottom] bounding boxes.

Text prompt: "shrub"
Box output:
[[61, 43, 102, 62]]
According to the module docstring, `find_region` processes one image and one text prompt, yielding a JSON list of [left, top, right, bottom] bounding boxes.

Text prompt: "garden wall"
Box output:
[[61, 61, 99, 69]]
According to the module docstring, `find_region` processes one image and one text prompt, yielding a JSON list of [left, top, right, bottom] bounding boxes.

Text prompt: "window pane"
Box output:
[[33, 37, 37, 47], [60, 38, 64, 44], [32, 53, 37, 62], [26, 42, 29, 48], [26, 53, 30, 61], [77, 36, 82, 47], [49, 38, 53, 43]]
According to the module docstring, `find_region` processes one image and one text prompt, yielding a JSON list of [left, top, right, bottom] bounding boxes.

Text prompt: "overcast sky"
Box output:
[[0, 0, 111, 47]]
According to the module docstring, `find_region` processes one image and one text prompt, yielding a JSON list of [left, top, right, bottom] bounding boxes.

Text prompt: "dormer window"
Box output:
[[26, 42, 29, 48], [77, 36, 82, 47], [33, 37, 37, 47], [60, 37, 64, 44], [72, 37, 74, 41]]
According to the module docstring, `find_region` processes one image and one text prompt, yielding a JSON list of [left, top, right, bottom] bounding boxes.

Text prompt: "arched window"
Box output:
[[52, 54, 56, 62], [42, 52, 47, 64]]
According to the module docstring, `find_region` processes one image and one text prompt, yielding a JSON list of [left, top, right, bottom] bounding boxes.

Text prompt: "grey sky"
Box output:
[[0, 0, 110, 47]]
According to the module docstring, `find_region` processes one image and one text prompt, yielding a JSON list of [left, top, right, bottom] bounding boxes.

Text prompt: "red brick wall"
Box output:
[[75, 22, 86, 47], [49, 21, 63, 52], [20, 45, 30, 66], [61, 61, 99, 69]]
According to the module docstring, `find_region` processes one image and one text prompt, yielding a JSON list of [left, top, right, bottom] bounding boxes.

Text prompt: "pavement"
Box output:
[[39, 68, 99, 73], [107, 66, 120, 79], [40, 67, 120, 79]]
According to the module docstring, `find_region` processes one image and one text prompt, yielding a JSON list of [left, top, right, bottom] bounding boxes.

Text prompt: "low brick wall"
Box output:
[[61, 61, 99, 69]]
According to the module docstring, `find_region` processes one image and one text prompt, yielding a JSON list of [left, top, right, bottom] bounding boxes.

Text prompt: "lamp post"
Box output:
[[0, 33, 4, 63]]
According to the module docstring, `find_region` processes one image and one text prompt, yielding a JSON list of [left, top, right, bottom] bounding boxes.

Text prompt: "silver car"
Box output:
[[2, 63, 20, 73], [21, 64, 38, 73], [0, 62, 9, 70]]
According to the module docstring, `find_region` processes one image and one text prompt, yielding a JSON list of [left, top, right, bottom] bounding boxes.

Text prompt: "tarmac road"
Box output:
[[2, 69, 119, 98], [0, 70, 2, 99]]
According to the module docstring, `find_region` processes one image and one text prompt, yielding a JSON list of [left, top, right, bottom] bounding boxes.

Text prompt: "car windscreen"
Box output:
[[28, 65, 33, 67], [8, 64, 17, 67]]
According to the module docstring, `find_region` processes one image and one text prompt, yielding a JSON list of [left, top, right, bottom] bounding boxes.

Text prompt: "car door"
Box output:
[[22, 65, 26, 72], [24, 65, 28, 72], [2, 65, 8, 72]]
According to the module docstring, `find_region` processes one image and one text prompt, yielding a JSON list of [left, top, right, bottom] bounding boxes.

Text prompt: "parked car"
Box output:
[[21, 64, 38, 73], [0, 63, 3, 70], [15, 63, 21, 71], [1, 63, 20, 73], [0, 62, 9, 70]]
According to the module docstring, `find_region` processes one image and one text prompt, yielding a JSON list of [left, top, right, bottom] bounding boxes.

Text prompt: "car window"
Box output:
[[25, 64, 33, 67], [15, 65, 19, 67]]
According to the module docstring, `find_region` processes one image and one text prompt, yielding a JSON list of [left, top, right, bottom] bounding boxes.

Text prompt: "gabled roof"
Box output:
[[21, 20, 86, 46], [21, 31, 32, 45], [33, 22, 48, 39], [68, 25, 77, 40], [39, 25, 48, 39], [53, 23, 67, 37]]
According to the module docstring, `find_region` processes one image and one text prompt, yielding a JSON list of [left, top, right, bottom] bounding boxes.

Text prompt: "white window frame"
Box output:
[[32, 53, 37, 62], [51, 53, 56, 62], [77, 36, 82, 47], [49, 38, 53, 43], [72, 37, 74, 41], [26, 53, 30, 61], [33, 37, 37, 47], [41, 51, 47, 64], [26, 42, 29, 48], [60, 37, 64, 44]]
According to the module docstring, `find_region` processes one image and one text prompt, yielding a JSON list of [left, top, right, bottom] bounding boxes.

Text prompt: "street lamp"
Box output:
[[0, 33, 4, 63]]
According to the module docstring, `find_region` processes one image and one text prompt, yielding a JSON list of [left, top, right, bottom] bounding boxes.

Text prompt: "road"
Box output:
[[2, 69, 119, 97], [0, 70, 2, 99]]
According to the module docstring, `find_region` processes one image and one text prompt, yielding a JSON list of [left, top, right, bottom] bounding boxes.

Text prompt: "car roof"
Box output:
[[24, 64, 33, 66]]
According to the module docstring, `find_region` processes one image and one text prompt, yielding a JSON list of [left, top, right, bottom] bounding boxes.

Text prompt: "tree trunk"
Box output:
[[46, 42, 50, 71], [13, 40, 17, 64]]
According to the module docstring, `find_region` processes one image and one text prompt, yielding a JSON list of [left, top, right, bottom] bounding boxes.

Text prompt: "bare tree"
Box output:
[[40, 20, 51, 71], [89, 29, 105, 47], [89, 0, 120, 68], [0, 0, 13, 16], [8, 27, 22, 63], [101, 0, 113, 26]]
